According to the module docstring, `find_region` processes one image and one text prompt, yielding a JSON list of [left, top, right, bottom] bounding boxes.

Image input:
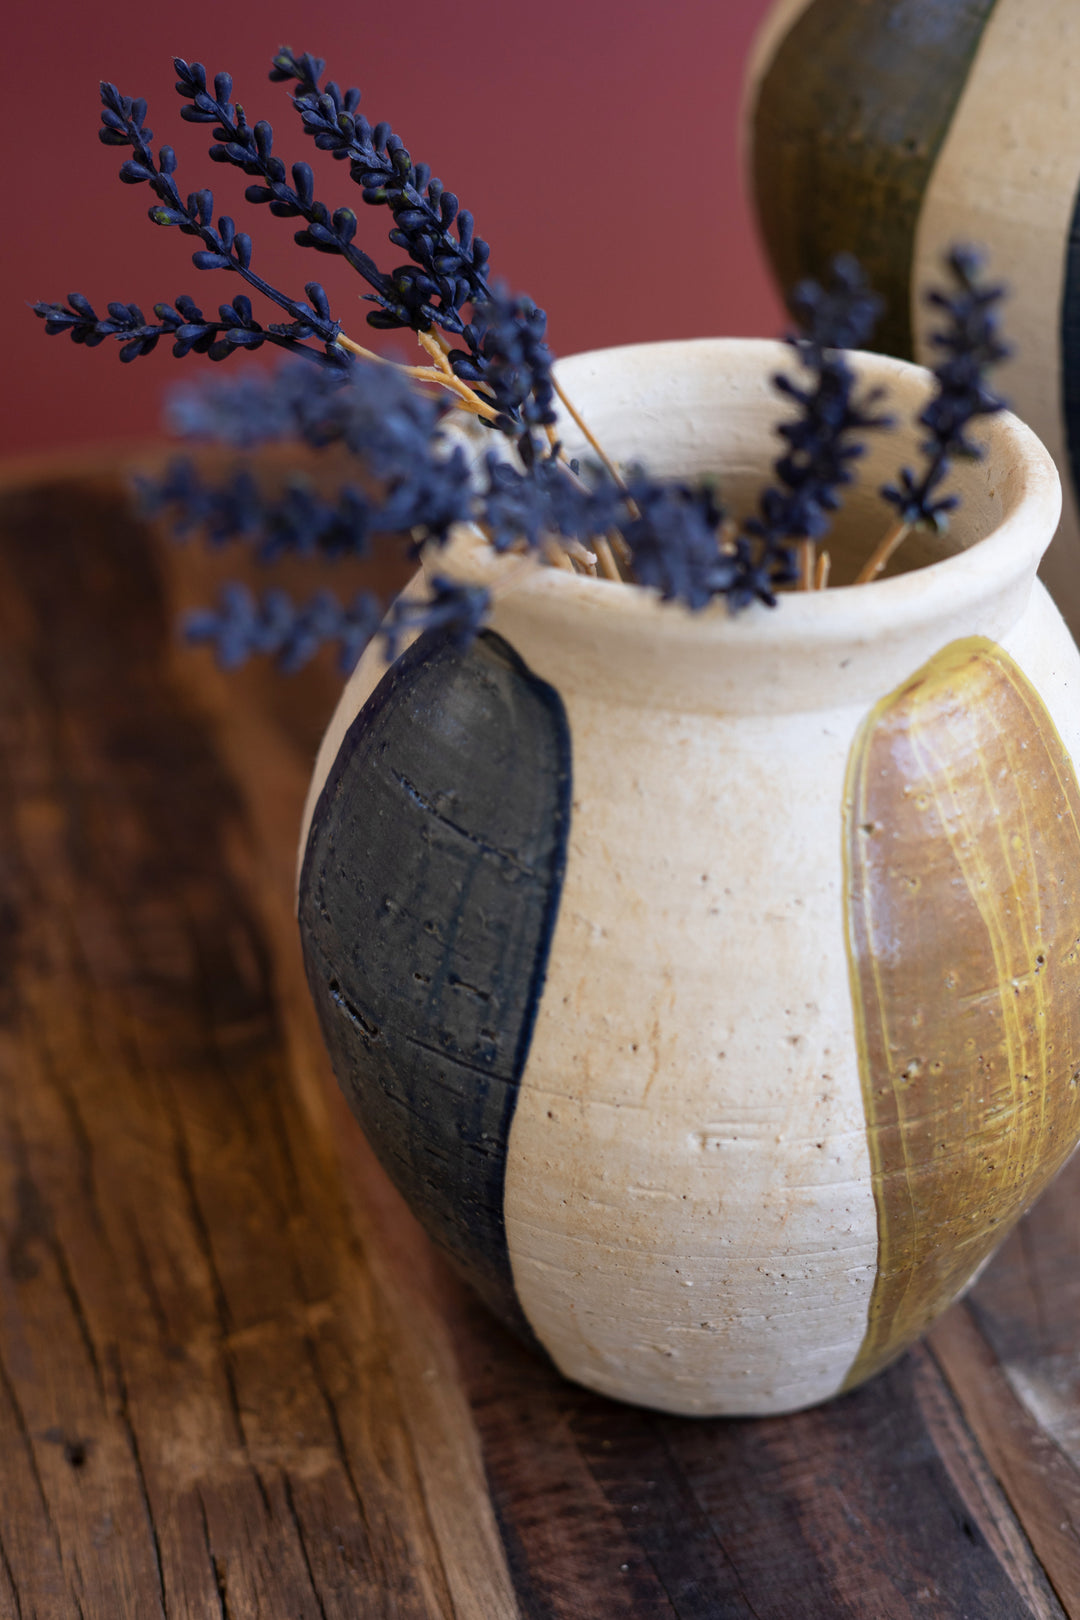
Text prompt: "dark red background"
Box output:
[[5, 0, 783, 457]]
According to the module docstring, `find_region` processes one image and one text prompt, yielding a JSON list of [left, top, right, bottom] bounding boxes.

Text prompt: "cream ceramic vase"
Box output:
[[743, 0, 1080, 635], [297, 338, 1080, 1417]]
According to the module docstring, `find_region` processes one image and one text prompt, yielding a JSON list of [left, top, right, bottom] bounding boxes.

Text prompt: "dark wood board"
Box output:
[[0, 458, 1078, 1618]]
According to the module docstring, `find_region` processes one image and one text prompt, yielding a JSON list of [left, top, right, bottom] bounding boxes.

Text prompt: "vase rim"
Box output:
[[428, 337, 1063, 713]]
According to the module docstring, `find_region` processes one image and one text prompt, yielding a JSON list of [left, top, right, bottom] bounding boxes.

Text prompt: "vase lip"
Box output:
[[432, 336, 1062, 695]]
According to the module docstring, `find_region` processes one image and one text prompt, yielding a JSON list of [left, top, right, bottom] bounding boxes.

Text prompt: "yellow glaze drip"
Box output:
[[844, 637, 1080, 1387]]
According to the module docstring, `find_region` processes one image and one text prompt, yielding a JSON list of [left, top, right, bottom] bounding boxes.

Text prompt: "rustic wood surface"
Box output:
[[1, 457, 1079, 1618]]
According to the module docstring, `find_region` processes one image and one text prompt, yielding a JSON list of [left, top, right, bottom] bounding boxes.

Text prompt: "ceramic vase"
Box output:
[[744, 0, 1080, 634], [296, 338, 1080, 1417]]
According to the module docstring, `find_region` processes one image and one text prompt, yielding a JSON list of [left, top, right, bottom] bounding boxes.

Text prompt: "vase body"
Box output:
[[297, 339, 1079, 1416], [744, 0, 1080, 634]]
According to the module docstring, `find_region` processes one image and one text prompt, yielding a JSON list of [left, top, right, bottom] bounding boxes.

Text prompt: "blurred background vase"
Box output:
[[744, 0, 1080, 632]]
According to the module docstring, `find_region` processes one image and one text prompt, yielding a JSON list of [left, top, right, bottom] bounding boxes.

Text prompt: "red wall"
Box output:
[[4, 0, 783, 456]]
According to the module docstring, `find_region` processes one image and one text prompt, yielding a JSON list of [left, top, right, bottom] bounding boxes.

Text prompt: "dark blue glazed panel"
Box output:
[[299, 628, 571, 1338]]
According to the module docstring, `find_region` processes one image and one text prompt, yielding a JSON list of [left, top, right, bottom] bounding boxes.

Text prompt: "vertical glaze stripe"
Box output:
[[910, 0, 1080, 631], [739, 0, 815, 184], [299, 628, 571, 1341], [751, 0, 997, 357], [844, 638, 1080, 1387], [1061, 180, 1080, 542]]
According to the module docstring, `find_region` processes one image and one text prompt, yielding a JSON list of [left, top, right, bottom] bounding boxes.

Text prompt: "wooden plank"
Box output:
[[930, 1296, 1080, 1611], [0, 473, 518, 1620], [446, 1292, 1065, 1619]]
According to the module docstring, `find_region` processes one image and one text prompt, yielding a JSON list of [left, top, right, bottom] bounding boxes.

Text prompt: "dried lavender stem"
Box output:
[[552, 377, 627, 494], [607, 528, 633, 569], [855, 518, 910, 584], [544, 540, 575, 572], [814, 549, 831, 590], [334, 332, 500, 420], [591, 535, 621, 581], [415, 330, 504, 418], [565, 538, 598, 574], [798, 539, 814, 590]]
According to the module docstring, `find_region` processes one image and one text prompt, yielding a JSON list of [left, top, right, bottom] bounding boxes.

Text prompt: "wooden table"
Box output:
[[1, 458, 1079, 1619]]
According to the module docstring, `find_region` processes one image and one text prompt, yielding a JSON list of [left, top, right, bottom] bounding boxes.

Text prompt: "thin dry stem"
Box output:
[[607, 528, 633, 570], [334, 331, 501, 421], [416, 329, 504, 417], [855, 518, 911, 584], [544, 540, 575, 572], [563, 538, 598, 574], [814, 549, 831, 591], [592, 534, 622, 581], [798, 539, 815, 591], [337, 329, 634, 582], [424, 327, 454, 357], [553, 377, 629, 496]]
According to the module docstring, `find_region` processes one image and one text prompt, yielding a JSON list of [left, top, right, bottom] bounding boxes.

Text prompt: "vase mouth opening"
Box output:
[[430, 338, 1061, 713]]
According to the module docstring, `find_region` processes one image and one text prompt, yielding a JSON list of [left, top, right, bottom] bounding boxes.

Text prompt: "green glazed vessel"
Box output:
[[744, 0, 1080, 632]]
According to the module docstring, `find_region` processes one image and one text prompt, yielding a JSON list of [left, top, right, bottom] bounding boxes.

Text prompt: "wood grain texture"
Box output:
[[0, 468, 517, 1620], [845, 637, 1080, 1387], [1, 459, 1080, 1615]]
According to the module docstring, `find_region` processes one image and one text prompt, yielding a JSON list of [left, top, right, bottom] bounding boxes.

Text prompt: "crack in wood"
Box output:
[[197, 1489, 230, 1620], [69, 1551, 88, 1619], [128, 1219, 172, 1347], [383, 1348, 462, 1620], [48, 1228, 105, 1406], [6, 1110, 106, 1406], [36, 1043, 106, 1244], [302, 1332, 376, 1555], [647, 1417, 764, 1620], [0, 1522, 25, 1620], [0, 1296, 66, 1563], [161, 1066, 274, 1517], [108, 1345, 169, 1620], [280, 1469, 331, 1620]]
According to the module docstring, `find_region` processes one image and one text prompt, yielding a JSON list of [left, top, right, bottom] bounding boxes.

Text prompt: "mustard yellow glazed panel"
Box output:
[[845, 637, 1080, 1386]]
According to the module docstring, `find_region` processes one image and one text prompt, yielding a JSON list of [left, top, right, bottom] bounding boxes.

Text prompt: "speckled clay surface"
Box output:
[[298, 339, 1080, 1416]]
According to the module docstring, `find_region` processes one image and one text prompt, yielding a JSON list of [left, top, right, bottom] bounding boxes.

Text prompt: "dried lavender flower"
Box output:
[[35, 47, 1012, 674], [618, 476, 734, 610], [381, 577, 492, 661], [138, 461, 376, 560], [36, 84, 350, 372], [881, 245, 1010, 532], [185, 583, 383, 671], [142, 361, 475, 563], [172, 59, 391, 304], [750, 254, 894, 557], [451, 293, 557, 443], [481, 451, 618, 555], [268, 47, 492, 341]]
